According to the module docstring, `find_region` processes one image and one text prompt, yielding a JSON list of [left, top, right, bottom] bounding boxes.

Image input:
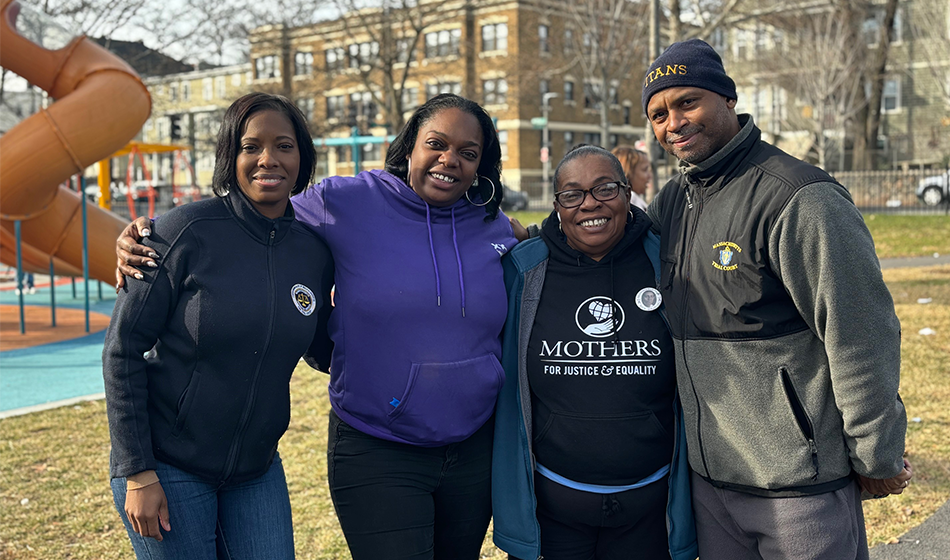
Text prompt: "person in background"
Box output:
[[643, 38, 910, 560], [612, 145, 652, 210], [104, 92, 334, 559], [492, 145, 697, 560], [115, 94, 522, 560]]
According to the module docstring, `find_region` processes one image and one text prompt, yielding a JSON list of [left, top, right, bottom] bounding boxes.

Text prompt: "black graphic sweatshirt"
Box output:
[[526, 209, 675, 486]]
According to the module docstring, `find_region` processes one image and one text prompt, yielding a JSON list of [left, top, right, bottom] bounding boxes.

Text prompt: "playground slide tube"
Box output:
[[0, 0, 151, 283]]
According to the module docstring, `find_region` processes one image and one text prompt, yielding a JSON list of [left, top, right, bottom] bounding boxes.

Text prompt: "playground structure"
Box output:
[[0, 0, 151, 284]]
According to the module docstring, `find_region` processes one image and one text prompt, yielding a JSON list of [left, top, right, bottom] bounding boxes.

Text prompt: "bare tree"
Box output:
[[850, 0, 899, 170], [323, 0, 449, 132], [562, 0, 651, 140], [770, 5, 866, 170], [909, 0, 950, 106]]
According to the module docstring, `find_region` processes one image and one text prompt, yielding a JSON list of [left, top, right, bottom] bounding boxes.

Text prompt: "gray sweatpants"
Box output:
[[691, 471, 869, 560]]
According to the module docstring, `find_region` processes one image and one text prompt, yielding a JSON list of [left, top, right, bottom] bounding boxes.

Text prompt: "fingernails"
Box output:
[[134, 273, 144, 280], [148, 252, 160, 259], [115, 283, 121, 293], [142, 229, 151, 236], [146, 261, 158, 268]]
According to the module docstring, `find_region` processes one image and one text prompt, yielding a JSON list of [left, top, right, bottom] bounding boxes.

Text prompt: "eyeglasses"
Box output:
[[554, 182, 626, 208]]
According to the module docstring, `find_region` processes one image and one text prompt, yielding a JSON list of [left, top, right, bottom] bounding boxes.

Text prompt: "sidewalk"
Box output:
[[871, 499, 950, 559]]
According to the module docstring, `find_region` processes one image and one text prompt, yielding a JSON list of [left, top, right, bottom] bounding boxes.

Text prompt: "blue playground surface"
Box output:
[[0, 279, 116, 415]]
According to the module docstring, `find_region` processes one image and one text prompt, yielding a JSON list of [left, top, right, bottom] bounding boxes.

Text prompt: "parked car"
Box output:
[[501, 185, 529, 212], [916, 170, 950, 206]]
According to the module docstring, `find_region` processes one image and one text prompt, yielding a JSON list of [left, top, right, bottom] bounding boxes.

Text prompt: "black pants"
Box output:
[[327, 409, 493, 560], [533, 471, 672, 560]]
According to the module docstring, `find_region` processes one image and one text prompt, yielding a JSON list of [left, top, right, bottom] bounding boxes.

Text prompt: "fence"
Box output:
[[507, 169, 950, 215]]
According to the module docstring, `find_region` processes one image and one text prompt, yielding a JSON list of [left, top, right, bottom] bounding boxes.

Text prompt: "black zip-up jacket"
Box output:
[[647, 115, 905, 496], [103, 187, 334, 484]]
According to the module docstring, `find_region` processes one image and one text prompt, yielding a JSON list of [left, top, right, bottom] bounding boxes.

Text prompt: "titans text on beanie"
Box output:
[[642, 39, 737, 115]]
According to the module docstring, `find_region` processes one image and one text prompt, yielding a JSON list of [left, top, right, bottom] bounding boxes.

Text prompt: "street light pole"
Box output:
[[541, 92, 558, 204]]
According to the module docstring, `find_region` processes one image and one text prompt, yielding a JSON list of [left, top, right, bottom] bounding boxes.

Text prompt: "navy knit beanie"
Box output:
[[642, 39, 736, 115]]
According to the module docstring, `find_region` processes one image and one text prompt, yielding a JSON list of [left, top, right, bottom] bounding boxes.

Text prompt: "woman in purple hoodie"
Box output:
[[116, 94, 521, 559]]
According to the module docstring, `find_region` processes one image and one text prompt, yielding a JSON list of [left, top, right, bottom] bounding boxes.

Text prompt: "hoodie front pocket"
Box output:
[[387, 353, 505, 445]]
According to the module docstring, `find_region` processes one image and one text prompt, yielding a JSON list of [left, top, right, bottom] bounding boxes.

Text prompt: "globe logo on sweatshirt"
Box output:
[[575, 296, 625, 338], [292, 284, 316, 316]]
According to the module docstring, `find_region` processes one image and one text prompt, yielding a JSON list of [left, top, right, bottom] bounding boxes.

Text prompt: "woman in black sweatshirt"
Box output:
[[103, 93, 333, 559]]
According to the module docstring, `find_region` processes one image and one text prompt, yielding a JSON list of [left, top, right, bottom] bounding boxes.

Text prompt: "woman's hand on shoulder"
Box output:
[[115, 216, 159, 292], [124, 480, 171, 541], [509, 216, 529, 242]]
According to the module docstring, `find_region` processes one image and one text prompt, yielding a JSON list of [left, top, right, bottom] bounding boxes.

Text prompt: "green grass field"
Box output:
[[1, 216, 948, 559]]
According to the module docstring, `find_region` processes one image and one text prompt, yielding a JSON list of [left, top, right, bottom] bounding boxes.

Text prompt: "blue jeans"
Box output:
[[111, 454, 295, 560]]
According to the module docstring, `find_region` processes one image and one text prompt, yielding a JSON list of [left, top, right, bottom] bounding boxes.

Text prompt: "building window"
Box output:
[[255, 55, 279, 80], [181, 82, 191, 101], [426, 81, 462, 99], [563, 131, 574, 156], [334, 145, 350, 164], [215, 76, 226, 98], [363, 142, 382, 162], [609, 134, 618, 149], [583, 83, 600, 109], [609, 85, 618, 105], [498, 129, 509, 160], [623, 106, 631, 125], [483, 78, 508, 105], [711, 28, 726, 53], [295, 51, 314, 76], [564, 80, 574, 102], [425, 29, 461, 58], [539, 24, 550, 53], [402, 87, 419, 111], [882, 77, 901, 112], [296, 97, 314, 122], [583, 132, 601, 146], [231, 73, 241, 87], [396, 38, 413, 64], [564, 28, 574, 56], [734, 29, 750, 60], [863, 8, 903, 45], [482, 23, 508, 52], [327, 95, 345, 119], [349, 91, 376, 120], [326, 47, 345, 71], [169, 83, 178, 101], [348, 42, 379, 69], [203, 78, 213, 100]]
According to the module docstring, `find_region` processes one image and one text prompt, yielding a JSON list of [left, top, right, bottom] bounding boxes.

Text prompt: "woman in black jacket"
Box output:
[[103, 93, 334, 559]]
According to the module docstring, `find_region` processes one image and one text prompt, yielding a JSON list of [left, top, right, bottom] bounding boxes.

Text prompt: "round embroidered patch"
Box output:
[[292, 284, 316, 316], [635, 287, 662, 312]]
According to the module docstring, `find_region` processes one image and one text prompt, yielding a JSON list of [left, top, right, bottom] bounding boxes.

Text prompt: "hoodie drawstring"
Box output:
[[451, 207, 466, 318], [425, 203, 466, 317], [425, 203, 442, 307]]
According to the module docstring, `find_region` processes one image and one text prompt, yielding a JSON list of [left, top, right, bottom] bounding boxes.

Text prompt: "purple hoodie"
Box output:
[[292, 170, 518, 446]]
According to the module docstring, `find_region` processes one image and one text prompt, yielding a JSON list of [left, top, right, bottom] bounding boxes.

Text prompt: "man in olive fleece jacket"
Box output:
[[642, 39, 911, 560]]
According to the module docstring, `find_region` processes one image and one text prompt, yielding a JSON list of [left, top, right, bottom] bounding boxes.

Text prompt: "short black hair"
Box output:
[[385, 93, 503, 220], [553, 144, 627, 193], [212, 92, 316, 197]]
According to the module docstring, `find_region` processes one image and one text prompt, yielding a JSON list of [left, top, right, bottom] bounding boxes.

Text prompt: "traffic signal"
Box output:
[[170, 115, 182, 140]]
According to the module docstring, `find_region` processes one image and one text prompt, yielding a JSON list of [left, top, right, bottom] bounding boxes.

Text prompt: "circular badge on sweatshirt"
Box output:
[[292, 284, 316, 316], [635, 287, 662, 312]]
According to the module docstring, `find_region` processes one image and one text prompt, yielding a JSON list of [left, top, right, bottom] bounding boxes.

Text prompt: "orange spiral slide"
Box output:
[[0, 0, 151, 283]]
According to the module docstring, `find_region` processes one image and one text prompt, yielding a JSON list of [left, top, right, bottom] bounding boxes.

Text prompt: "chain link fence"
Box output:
[[506, 168, 950, 215]]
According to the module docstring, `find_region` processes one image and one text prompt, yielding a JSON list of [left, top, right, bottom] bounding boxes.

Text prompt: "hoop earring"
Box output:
[[406, 157, 412, 188], [628, 209, 634, 222], [557, 210, 563, 233], [465, 174, 496, 207]]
